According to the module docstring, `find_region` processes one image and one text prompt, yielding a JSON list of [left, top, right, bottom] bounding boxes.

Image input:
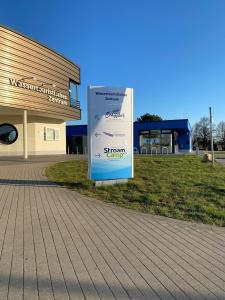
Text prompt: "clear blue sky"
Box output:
[[1, 0, 225, 126]]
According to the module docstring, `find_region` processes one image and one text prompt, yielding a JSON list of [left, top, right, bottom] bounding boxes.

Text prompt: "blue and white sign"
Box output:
[[88, 86, 133, 181]]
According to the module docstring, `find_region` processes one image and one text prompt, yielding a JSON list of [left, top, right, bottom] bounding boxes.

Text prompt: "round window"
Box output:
[[0, 124, 18, 145]]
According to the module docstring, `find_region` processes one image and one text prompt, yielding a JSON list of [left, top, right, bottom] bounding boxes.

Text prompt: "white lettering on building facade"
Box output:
[[9, 78, 68, 106]]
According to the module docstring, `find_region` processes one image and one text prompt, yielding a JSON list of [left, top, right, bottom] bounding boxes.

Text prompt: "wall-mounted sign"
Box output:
[[9, 78, 68, 105], [88, 86, 133, 181]]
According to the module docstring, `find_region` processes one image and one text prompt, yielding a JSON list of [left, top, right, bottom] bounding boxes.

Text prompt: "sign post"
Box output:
[[88, 86, 133, 185]]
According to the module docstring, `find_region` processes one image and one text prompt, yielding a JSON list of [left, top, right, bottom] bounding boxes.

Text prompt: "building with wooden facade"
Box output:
[[0, 25, 81, 157]]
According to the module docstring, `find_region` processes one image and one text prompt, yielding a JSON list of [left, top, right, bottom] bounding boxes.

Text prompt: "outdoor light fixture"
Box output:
[[20, 76, 37, 81], [40, 82, 57, 88]]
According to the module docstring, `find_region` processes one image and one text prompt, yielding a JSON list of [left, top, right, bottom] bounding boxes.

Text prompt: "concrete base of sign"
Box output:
[[95, 179, 128, 187]]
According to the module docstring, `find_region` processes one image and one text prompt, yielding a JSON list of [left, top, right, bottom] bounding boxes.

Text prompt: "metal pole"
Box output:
[[209, 107, 214, 167]]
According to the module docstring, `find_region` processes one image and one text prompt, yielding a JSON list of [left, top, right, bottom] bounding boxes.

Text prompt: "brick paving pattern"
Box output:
[[0, 156, 224, 299]]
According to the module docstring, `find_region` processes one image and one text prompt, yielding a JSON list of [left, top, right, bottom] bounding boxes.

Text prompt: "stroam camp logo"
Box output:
[[104, 147, 127, 159]]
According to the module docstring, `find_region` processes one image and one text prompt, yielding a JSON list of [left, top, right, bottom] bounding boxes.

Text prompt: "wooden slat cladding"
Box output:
[[0, 96, 80, 119], [0, 38, 80, 81], [0, 27, 80, 79], [0, 47, 79, 84], [0, 58, 71, 90], [0, 25, 81, 120], [0, 84, 78, 117]]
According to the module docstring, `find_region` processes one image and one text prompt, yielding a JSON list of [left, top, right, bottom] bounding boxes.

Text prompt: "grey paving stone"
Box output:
[[0, 155, 224, 300]]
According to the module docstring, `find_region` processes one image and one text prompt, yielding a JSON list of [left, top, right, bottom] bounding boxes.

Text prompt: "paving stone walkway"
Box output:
[[0, 156, 225, 300]]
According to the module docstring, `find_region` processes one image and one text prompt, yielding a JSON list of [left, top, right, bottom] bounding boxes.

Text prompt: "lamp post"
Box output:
[[209, 107, 215, 167]]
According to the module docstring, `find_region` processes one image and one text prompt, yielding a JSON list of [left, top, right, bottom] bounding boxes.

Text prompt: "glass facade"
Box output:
[[139, 129, 173, 154], [69, 80, 79, 108]]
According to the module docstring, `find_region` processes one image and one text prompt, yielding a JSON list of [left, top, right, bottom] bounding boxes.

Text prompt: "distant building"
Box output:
[[66, 119, 192, 154]]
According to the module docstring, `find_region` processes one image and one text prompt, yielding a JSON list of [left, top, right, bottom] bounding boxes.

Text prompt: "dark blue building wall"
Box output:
[[66, 124, 87, 137], [67, 119, 192, 153], [177, 132, 192, 151]]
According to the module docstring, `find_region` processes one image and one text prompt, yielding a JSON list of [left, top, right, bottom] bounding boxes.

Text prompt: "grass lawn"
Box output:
[[46, 155, 225, 226]]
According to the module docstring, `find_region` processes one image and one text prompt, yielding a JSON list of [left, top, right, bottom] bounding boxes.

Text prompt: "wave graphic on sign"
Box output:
[[91, 155, 132, 180]]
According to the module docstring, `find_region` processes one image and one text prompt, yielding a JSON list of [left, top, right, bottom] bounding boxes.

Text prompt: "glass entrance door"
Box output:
[[161, 133, 172, 154]]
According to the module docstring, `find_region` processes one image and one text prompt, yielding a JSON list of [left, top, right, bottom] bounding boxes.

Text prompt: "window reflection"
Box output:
[[0, 124, 18, 145], [139, 130, 173, 154], [69, 80, 79, 108]]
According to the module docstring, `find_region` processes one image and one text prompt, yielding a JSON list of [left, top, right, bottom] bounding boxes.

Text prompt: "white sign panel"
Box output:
[[88, 86, 133, 181]]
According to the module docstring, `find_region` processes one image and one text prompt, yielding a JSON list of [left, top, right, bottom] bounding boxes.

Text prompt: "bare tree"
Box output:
[[216, 121, 225, 149], [192, 117, 211, 149]]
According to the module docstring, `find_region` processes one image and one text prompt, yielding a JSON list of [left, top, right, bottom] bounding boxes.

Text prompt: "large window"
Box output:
[[139, 129, 173, 154], [69, 80, 79, 108], [0, 123, 18, 145], [44, 127, 60, 141], [161, 133, 172, 153]]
